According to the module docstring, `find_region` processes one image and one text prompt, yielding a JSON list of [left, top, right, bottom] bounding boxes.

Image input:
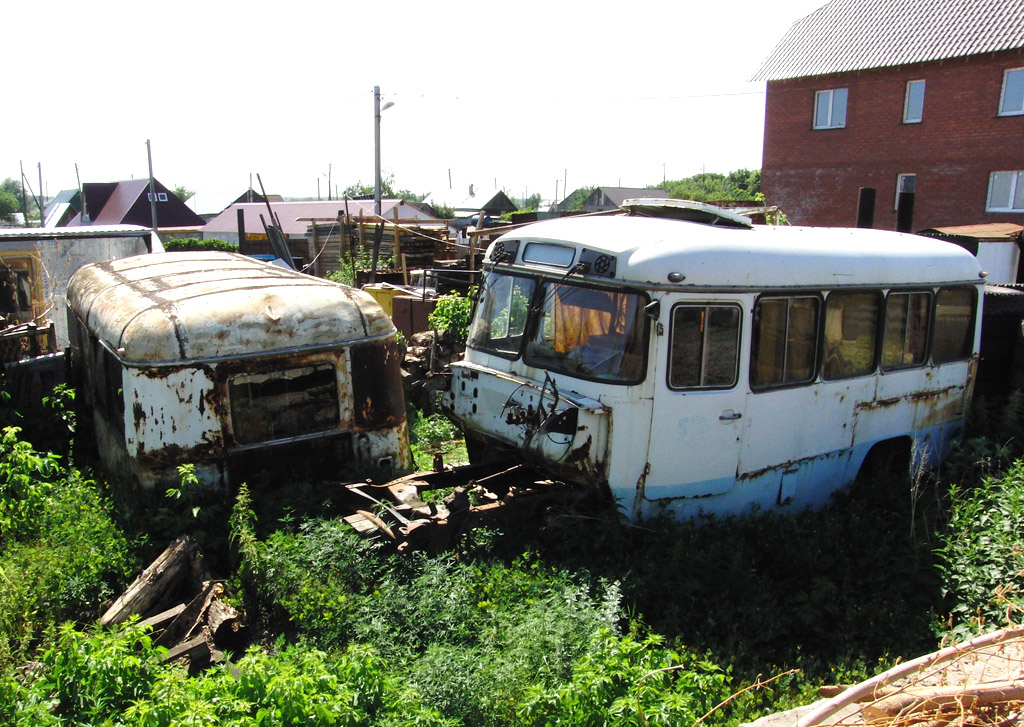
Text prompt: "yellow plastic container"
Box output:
[[361, 284, 408, 317]]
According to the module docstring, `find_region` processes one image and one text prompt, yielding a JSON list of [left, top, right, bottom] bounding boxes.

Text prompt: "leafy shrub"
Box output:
[[518, 630, 731, 727], [5, 625, 452, 726], [427, 293, 472, 343], [0, 427, 133, 664], [937, 460, 1024, 636], [163, 237, 238, 252], [409, 411, 467, 470]]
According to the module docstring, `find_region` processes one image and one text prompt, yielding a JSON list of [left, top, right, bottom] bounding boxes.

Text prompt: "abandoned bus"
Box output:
[[444, 200, 984, 521], [66, 251, 412, 490]]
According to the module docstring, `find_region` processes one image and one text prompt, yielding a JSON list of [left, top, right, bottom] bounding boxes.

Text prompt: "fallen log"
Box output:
[[861, 680, 1024, 720], [100, 535, 199, 626]]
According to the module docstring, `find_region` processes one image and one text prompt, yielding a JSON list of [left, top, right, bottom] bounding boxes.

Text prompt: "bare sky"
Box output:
[[2, 0, 827, 210]]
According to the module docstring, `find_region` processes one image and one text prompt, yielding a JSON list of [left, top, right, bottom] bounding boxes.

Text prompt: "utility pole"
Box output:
[[146, 139, 158, 232], [374, 86, 383, 218], [37, 163, 44, 226]]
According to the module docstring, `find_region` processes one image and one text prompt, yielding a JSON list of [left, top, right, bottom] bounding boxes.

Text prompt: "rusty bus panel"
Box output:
[[66, 251, 413, 491]]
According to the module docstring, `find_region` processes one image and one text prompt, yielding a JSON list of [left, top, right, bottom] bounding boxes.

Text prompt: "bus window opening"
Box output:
[[669, 304, 741, 388], [467, 272, 535, 356], [230, 363, 339, 444], [524, 282, 647, 383]]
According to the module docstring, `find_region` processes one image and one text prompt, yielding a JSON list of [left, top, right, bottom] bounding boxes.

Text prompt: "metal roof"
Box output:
[[0, 225, 154, 241], [752, 0, 1024, 81], [202, 199, 438, 236], [66, 251, 396, 364], [492, 215, 983, 289]]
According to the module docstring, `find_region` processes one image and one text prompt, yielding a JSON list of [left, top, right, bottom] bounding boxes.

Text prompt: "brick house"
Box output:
[[753, 0, 1024, 231]]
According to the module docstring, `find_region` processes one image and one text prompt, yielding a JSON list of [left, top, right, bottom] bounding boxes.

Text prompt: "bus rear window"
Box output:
[[524, 283, 647, 383], [230, 363, 339, 444]]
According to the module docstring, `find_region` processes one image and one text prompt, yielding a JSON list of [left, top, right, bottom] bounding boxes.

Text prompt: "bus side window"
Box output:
[[751, 296, 820, 389], [881, 291, 931, 369], [668, 304, 740, 389], [822, 291, 881, 380], [932, 286, 977, 363]]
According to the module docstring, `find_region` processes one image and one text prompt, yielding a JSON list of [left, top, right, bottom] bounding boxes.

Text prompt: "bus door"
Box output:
[[642, 303, 745, 501]]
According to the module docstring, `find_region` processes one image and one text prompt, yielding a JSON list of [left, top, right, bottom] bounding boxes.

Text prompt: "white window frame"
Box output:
[[903, 80, 925, 123], [998, 67, 1024, 116], [895, 173, 916, 210], [813, 88, 848, 129], [986, 171, 1024, 212]]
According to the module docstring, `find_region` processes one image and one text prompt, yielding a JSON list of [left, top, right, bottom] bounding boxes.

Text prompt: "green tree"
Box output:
[[0, 189, 18, 224], [662, 168, 761, 203], [0, 178, 27, 224], [344, 176, 426, 204], [563, 185, 596, 211], [171, 185, 193, 202], [519, 192, 543, 211]]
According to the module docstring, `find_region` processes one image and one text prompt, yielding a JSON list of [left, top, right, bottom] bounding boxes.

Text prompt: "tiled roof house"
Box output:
[[753, 0, 1024, 230]]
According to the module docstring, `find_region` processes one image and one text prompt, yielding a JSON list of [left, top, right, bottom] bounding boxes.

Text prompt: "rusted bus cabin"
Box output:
[[66, 251, 412, 490]]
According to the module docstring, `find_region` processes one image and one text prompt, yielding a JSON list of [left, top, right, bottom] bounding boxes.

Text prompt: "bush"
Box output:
[[163, 237, 238, 253], [427, 293, 472, 343], [0, 427, 133, 664], [937, 460, 1024, 636]]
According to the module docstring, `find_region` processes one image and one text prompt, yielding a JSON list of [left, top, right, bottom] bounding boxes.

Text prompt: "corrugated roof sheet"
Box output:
[[202, 199, 439, 236], [753, 0, 1024, 81]]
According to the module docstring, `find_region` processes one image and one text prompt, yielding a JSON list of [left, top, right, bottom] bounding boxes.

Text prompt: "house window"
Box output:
[[986, 171, 1024, 212], [998, 67, 1024, 116], [895, 173, 916, 210], [814, 88, 848, 129], [903, 80, 925, 123]]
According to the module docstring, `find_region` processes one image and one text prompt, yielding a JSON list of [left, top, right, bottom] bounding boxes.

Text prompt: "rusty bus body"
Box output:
[[66, 251, 411, 490], [445, 200, 985, 521]]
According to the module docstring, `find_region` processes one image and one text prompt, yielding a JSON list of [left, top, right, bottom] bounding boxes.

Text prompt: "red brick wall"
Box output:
[[761, 48, 1024, 230]]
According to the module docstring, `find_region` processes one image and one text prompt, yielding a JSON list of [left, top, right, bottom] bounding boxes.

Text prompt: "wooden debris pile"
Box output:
[[342, 462, 597, 554], [100, 535, 246, 671], [794, 627, 1024, 727], [400, 330, 464, 411]]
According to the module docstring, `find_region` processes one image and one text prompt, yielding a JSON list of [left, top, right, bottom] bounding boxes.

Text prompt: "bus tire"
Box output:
[[857, 438, 912, 483]]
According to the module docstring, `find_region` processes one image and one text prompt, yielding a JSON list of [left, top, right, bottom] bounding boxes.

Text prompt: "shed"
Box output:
[[920, 222, 1024, 284]]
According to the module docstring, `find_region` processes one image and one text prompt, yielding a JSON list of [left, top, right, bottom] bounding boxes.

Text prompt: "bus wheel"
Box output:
[[857, 438, 912, 483]]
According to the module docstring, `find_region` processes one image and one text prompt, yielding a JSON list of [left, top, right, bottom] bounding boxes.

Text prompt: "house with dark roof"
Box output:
[[554, 187, 668, 213], [753, 0, 1024, 230], [45, 179, 205, 231]]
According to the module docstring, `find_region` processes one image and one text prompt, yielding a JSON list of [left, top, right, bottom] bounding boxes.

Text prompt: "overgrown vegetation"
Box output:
[[662, 168, 761, 203], [427, 292, 473, 343], [409, 409, 468, 471], [3, 384, 1024, 724], [325, 251, 395, 287], [163, 237, 238, 253]]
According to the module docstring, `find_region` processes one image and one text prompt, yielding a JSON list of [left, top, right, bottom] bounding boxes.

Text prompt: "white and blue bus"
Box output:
[[444, 200, 984, 521]]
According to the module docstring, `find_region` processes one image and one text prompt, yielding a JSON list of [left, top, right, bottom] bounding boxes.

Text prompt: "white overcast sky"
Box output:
[[2, 0, 827, 209]]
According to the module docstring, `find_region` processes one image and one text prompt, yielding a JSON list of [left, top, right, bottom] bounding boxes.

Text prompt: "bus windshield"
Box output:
[[524, 281, 647, 383]]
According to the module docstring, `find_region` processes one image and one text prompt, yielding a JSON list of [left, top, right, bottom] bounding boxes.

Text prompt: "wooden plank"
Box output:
[[139, 603, 187, 631], [161, 635, 209, 664], [100, 535, 198, 626]]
